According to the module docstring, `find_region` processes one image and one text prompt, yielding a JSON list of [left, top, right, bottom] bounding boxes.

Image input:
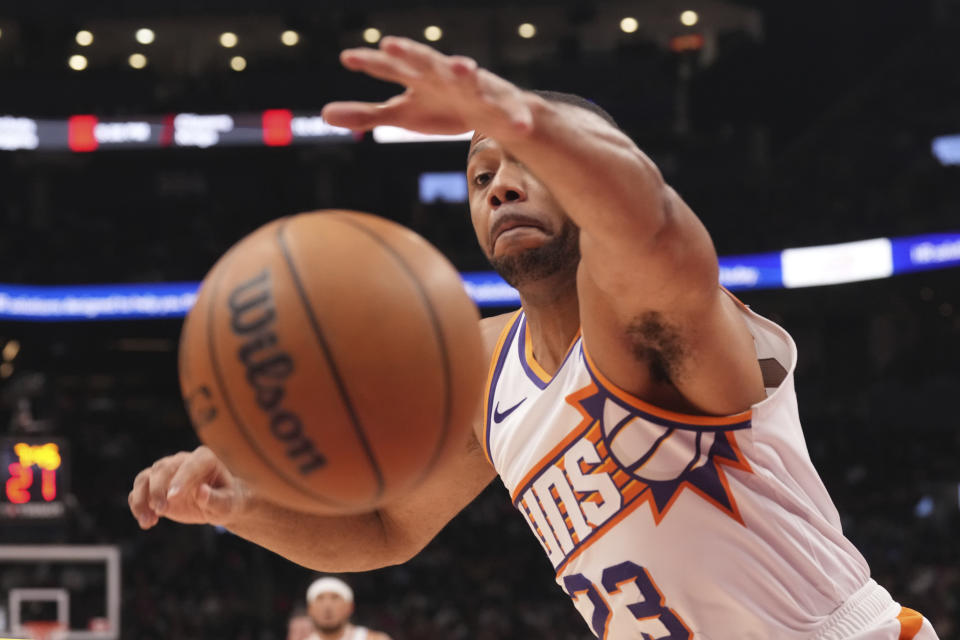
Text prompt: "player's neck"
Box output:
[[318, 623, 351, 640], [520, 289, 580, 377]]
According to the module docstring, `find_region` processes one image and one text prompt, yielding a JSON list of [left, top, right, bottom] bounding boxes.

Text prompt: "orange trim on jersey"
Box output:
[[719, 285, 750, 312], [581, 344, 753, 426], [598, 586, 613, 640], [508, 392, 597, 504], [554, 489, 650, 576], [481, 310, 523, 465], [607, 570, 694, 638], [566, 578, 613, 640], [524, 320, 583, 384], [547, 384, 752, 574], [511, 379, 755, 577], [897, 607, 924, 640], [641, 430, 751, 527]]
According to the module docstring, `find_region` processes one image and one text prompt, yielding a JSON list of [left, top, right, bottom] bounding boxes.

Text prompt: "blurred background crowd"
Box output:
[[0, 0, 957, 638]]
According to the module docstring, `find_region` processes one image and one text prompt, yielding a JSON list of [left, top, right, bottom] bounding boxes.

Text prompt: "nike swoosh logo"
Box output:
[[493, 398, 527, 423]]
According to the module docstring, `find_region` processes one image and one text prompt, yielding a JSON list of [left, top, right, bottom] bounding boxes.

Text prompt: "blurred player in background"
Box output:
[[287, 609, 314, 640], [130, 36, 939, 639], [288, 577, 392, 640]]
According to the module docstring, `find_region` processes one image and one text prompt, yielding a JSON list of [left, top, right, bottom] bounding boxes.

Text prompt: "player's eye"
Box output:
[[473, 172, 493, 187]]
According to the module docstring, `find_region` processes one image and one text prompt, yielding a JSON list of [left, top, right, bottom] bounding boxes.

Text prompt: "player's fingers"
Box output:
[[321, 96, 409, 131], [165, 446, 218, 504], [379, 36, 444, 73], [128, 469, 158, 528], [340, 47, 420, 86], [128, 470, 147, 516], [146, 454, 187, 514], [448, 55, 479, 82], [475, 69, 535, 134]]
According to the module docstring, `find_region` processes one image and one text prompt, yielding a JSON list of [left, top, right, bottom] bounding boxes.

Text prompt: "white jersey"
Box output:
[[483, 301, 936, 640]]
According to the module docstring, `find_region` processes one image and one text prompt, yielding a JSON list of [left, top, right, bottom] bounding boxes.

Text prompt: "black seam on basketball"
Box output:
[[275, 218, 386, 501], [330, 214, 454, 487], [203, 232, 348, 507]]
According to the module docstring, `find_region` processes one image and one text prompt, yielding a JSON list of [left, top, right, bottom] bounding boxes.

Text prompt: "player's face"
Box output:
[[307, 592, 353, 633], [466, 133, 580, 289]]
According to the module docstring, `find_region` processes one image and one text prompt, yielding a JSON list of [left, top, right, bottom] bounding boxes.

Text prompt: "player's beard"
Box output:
[[488, 219, 580, 288]]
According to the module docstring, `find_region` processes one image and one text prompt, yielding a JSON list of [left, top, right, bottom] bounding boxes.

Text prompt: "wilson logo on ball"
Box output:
[[228, 269, 327, 475]]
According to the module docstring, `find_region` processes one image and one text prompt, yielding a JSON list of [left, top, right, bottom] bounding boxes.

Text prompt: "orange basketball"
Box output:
[[177, 210, 485, 514]]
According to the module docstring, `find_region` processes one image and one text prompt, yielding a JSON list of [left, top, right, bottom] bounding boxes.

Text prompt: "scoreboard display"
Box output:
[[0, 437, 69, 520], [0, 110, 358, 152]]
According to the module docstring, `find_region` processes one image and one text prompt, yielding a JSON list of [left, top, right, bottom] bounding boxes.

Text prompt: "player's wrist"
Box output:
[[218, 477, 253, 526]]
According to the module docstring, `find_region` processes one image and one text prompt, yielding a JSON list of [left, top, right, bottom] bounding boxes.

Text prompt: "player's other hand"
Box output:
[[322, 35, 537, 140], [287, 615, 314, 640], [128, 445, 248, 529]]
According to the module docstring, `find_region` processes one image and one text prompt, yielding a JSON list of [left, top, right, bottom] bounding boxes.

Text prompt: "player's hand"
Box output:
[[322, 36, 536, 140], [287, 615, 314, 640], [128, 445, 248, 530]]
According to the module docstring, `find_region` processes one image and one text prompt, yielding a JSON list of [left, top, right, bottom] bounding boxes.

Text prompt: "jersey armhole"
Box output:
[[580, 340, 753, 427], [481, 310, 524, 465]]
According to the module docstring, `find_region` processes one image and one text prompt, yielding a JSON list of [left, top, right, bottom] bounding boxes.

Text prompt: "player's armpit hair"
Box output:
[[466, 430, 482, 453], [626, 311, 686, 384]]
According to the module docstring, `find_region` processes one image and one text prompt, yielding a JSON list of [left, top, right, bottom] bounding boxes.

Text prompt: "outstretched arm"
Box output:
[[324, 38, 763, 415], [129, 315, 509, 571], [129, 434, 495, 572]]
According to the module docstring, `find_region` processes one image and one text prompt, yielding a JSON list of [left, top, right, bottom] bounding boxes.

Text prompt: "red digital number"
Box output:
[[6, 462, 33, 504], [41, 468, 57, 501]]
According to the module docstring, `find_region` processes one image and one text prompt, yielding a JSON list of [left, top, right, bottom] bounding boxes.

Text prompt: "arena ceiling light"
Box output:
[[75, 30, 94, 47], [518, 23, 536, 39], [135, 28, 155, 45], [281, 30, 299, 46], [68, 55, 88, 71], [363, 27, 382, 44], [680, 10, 699, 26], [219, 32, 238, 48], [230, 55, 247, 71], [424, 25, 443, 42], [620, 17, 639, 33], [128, 53, 147, 69], [0, 363, 12, 379]]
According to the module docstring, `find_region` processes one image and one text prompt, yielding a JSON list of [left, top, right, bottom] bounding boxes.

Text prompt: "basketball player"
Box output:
[[287, 610, 314, 640], [129, 36, 939, 639], [289, 577, 391, 640]]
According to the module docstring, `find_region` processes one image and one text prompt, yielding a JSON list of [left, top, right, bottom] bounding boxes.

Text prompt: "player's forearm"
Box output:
[[501, 94, 669, 241], [225, 493, 406, 572]]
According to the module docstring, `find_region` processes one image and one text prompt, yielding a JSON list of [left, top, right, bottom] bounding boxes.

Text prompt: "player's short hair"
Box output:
[[531, 89, 620, 130]]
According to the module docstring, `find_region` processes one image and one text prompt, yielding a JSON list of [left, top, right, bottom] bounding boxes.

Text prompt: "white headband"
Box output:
[[306, 577, 354, 605]]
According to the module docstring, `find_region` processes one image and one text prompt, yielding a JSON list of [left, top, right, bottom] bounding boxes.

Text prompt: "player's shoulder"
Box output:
[[366, 631, 393, 640], [479, 310, 519, 359]]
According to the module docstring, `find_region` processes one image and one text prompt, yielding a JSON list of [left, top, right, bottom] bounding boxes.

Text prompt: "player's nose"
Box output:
[[488, 167, 527, 209]]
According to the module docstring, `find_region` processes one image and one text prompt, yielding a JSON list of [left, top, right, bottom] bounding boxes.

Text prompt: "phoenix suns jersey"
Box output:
[[482, 299, 936, 639]]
